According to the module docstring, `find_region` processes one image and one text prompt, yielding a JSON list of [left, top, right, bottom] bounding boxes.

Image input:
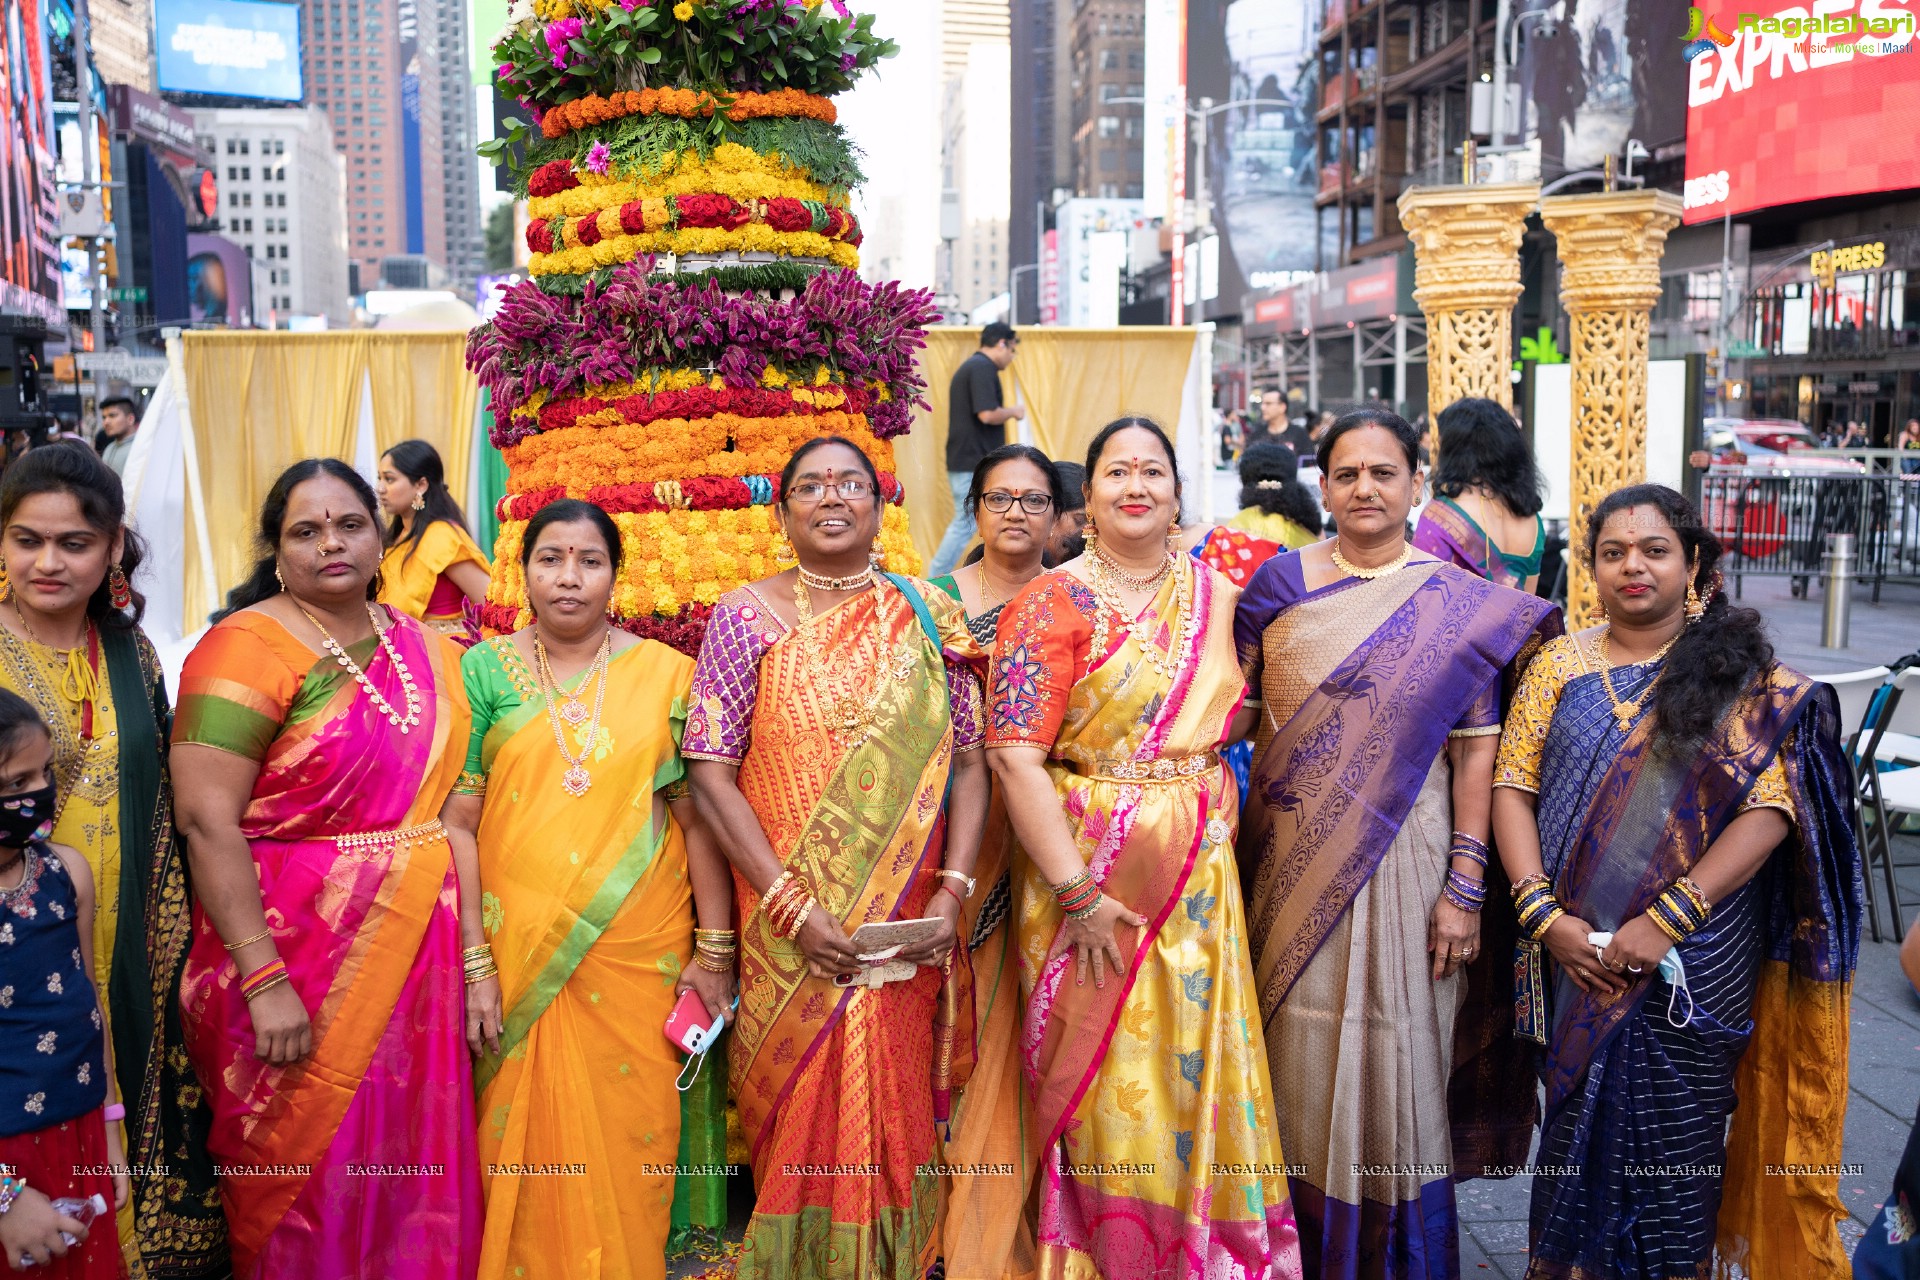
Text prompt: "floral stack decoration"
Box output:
[[469, 0, 938, 654]]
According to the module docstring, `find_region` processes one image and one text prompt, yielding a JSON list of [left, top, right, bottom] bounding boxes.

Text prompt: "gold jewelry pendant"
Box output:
[[557, 696, 589, 726], [562, 765, 591, 797]]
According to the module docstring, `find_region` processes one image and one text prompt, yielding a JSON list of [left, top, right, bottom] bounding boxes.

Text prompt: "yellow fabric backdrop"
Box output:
[[896, 328, 1200, 565], [180, 331, 479, 620]]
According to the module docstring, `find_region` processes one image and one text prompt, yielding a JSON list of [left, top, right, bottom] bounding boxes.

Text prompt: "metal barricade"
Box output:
[[1697, 471, 1906, 601]]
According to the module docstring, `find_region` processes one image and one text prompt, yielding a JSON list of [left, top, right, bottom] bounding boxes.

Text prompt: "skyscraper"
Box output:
[[301, 0, 470, 291], [89, 0, 155, 91], [940, 0, 1009, 316], [437, 0, 482, 290]]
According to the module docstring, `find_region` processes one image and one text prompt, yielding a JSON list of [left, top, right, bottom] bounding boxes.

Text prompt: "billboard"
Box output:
[[1517, 0, 1688, 180], [186, 233, 251, 325], [1, 0, 62, 322], [1186, 0, 1319, 320], [155, 0, 302, 102], [1681, 0, 1920, 222]]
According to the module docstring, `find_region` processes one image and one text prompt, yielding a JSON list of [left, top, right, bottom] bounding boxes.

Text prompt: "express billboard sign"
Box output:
[[1683, 0, 1919, 223]]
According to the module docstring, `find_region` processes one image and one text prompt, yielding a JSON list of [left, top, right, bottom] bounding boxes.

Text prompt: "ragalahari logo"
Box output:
[[1684, 4, 1916, 59], [1682, 7, 1737, 59]]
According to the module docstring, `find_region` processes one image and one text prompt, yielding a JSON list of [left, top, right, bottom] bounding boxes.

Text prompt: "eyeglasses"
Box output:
[[981, 490, 1054, 514], [786, 478, 874, 503]]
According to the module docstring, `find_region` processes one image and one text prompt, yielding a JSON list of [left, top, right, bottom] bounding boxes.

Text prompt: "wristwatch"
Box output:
[[935, 868, 976, 899]]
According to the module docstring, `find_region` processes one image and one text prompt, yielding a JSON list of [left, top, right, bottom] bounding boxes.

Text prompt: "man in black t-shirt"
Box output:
[[930, 322, 1025, 576]]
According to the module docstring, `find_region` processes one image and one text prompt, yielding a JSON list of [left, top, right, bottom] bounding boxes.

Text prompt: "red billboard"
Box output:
[[1683, 0, 1920, 223]]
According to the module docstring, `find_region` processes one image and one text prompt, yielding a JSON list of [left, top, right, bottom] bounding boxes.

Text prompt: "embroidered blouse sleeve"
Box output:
[[172, 622, 299, 762], [1451, 679, 1504, 738], [682, 594, 773, 764], [454, 642, 507, 796], [1492, 634, 1583, 793], [1741, 737, 1797, 823], [986, 576, 1089, 751]]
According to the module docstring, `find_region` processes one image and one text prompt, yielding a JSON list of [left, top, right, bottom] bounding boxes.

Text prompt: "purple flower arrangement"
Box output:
[[467, 260, 939, 442]]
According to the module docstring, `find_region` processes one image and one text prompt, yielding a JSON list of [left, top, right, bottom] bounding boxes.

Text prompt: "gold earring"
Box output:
[[773, 530, 796, 567], [869, 531, 885, 570], [274, 563, 285, 590], [411, 493, 426, 512], [0, 563, 10, 603], [1684, 549, 1707, 622], [1083, 516, 1099, 555], [1166, 518, 1181, 554]]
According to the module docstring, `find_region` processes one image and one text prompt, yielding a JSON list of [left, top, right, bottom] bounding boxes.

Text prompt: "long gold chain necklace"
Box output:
[[1091, 544, 1175, 593], [533, 630, 612, 797], [1596, 626, 1682, 731], [298, 603, 422, 734], [1088, 550, 1191, 681], [1329, 538, 1414, 579], [792, 574, 913, 746]]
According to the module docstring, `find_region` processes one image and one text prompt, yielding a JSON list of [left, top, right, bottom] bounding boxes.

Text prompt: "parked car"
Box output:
[[1704, 418, 1867, 474]]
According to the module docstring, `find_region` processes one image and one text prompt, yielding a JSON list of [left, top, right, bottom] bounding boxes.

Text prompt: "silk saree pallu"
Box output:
[[1520, 663, 1861, 1280], [685, 577, 981, 1280], [175, 611, 480, 1280], [462, 637, 708, 1280], [0, 626, 226, 1277], [380, 519, 491, 644], [990, 565, 1301, 1280], [1236, 557, 1554, 1280]]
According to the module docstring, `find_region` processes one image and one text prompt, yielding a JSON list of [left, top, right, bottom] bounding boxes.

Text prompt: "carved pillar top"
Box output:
[[1396, 182, 1540, 314], [1539, 190, 1685, 315]]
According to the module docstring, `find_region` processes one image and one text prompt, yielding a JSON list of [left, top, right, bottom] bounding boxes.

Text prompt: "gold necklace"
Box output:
[[533, 630, 612, 797], [298, 603, 422, 734], [798, 565, 875, 593], [1088, 551, 1191, 682], [1091, 544, 1175, 593], [1329, 539, 1413, 579], [792, 576, 912, 746], [1596, 626, 1682, 731]]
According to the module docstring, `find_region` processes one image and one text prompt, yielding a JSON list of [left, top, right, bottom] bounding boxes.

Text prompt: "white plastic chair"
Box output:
[[1820, 665, 1891, 755]]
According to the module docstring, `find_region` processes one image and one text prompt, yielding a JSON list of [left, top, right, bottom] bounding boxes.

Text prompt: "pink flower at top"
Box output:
[[583, 141, 612, 174], [545, 17, 584, 69]]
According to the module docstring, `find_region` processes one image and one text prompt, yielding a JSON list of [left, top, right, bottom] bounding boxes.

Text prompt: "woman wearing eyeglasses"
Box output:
[[927, 442, 1059, 1279], [685, 436, 990, 1280]]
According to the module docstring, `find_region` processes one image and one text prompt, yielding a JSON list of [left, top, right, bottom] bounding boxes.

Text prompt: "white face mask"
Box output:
[[1587, 931, 1694, 1027]]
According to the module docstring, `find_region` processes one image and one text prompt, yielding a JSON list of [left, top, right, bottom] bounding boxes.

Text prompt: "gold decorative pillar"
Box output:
[[1540, 190, 1684, 626], [1397, 182, 1539, 425]]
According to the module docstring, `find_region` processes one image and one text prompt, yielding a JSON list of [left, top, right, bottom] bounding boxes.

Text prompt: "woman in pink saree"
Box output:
[[173, 460, 481, 1279]]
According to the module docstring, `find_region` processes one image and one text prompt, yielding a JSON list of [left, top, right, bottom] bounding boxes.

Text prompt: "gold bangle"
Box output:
[[224, 928, 273, 952], [241, 972, 291, 1001]]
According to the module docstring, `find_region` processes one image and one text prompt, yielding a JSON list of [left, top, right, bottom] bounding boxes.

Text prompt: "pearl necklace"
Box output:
[[1596, 626, 1682, 731], [1088, 550, 1191, 682], [798, 565, 875, 593], [1329, 539, 1413, 580], [1091, 543, 1175, 593], [534, 630, 612, 797], [299, 604, 421, 734]]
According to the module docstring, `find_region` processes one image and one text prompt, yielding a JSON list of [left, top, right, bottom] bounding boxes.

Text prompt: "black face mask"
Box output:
[[0, 780, 57, 850]]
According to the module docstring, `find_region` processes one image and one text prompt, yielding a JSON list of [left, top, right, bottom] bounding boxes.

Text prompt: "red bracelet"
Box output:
[[935, 881, 967, 908]]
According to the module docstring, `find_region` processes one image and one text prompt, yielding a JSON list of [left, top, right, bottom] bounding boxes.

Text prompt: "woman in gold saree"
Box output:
[[1235, 411, 1556, 1279], [987, 417, 1302, 1280], [0, 444, 224, 1278], [686, 436, 990, 1280], [442, 499, 735, 1279]]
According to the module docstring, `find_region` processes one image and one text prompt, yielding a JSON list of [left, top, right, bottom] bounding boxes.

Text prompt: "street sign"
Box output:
[[75, 352, 168, 385], [1725, 340, 1766, 359], [109, 287, 148, 303]]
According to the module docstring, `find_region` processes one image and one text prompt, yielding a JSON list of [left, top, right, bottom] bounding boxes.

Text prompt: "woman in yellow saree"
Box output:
[[986, 418, 1302, 1280], [376, 441, 491, 645], [686, 437, 990, 1280], [442, 499, 735, 1280]]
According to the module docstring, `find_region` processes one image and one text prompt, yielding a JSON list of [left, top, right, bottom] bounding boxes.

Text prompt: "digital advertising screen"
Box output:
[[155, 0, 302, 102], [1682, 0, 1920, 222]]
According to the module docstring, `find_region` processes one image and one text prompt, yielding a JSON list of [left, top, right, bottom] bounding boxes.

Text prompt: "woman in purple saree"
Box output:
[[1236, 411, 1558, 1279]]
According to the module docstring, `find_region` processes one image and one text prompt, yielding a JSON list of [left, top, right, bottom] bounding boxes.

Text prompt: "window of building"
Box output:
[[242, 166, 251, 180], [1098, 115, 1120, 138], [1099, 49, 1118, 69], [1124, 117, 1141, 139], [239, 140, 250, 155]]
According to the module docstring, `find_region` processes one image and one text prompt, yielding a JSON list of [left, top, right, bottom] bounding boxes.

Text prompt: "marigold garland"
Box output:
[[502, 411, 894, 491], [529, 167, 838, 219], [486, 504, 920, 622], [526, 195, 859, 256], [539, 88, 838, 139], [529, 226, 860, 277], [529, 382, 865, 437]]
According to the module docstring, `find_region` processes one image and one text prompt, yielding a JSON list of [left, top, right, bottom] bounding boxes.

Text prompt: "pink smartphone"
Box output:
[[663, 988, 730, 1055]]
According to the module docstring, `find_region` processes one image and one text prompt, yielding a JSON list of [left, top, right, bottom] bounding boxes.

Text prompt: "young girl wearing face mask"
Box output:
[[0, 688, 127, 1276]]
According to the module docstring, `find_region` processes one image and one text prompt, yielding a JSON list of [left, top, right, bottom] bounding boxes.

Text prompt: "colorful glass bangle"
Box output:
[[1442, 868, 1487, 912], [0, 1174, 25, 1216], [1673, 875, 1712, 918], [239, 957, 288, 1000], [1522, 905, 1565, 943], [103, 1102, 126, 1122], [1510, 872, 1550, 901], [463, 963, 499, 985], [242, 972, 291, 1002], [1065, 892, 1105, 923], [1450, 832, 1492, 861]]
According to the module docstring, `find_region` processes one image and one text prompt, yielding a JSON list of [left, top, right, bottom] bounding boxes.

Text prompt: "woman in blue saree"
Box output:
[[1491, 484, 1862, 1280], [1409, 398, 1548, 593], [1237, 409, 1558, 1278]]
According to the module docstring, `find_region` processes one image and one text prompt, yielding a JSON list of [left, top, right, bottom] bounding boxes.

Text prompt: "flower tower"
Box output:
[[467, 0, 938, 654]]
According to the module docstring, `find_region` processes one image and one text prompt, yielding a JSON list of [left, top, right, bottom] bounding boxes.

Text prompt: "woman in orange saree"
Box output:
[[173, 461, 481, 1279], [686, 437, 990, 1280], [987, 418, 1302, 1280]]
